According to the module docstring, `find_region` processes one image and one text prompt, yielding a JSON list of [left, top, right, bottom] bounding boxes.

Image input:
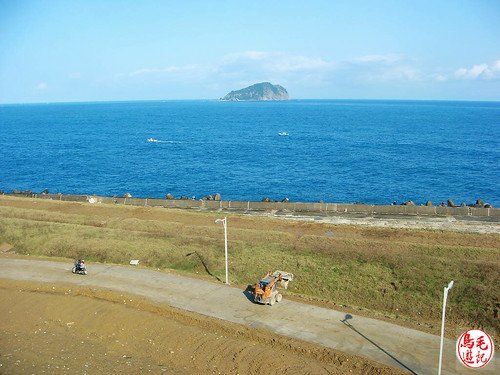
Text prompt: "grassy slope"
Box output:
[[0, 196, 498, 338]]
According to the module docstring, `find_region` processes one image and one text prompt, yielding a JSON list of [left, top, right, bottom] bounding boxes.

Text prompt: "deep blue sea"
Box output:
[[0, 100, 499, 206]]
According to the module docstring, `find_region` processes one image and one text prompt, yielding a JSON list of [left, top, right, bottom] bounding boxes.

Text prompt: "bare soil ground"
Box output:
[[0, 280, 405, 375], [270, 212, 500, 234]]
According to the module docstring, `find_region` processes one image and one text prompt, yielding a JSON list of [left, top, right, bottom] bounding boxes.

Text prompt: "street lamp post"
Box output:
[[438, 280, 454, 375], [214, 217, 228, 285]]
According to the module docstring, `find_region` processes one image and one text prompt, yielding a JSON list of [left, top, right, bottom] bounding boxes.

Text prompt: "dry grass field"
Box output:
[[0, 195, 498, 341]]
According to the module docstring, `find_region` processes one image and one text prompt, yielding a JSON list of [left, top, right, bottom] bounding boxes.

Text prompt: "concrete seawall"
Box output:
[[4, 192, 499, 219]]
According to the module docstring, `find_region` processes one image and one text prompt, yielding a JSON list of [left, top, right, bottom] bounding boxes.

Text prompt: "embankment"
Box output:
[[4, 192, 499, 219]]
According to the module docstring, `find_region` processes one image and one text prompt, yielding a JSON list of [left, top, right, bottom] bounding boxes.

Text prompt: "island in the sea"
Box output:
[[221, 82, 289, 101]]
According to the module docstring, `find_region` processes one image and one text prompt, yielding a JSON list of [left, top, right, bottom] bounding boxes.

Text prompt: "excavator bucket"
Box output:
[[272, 271, 294, 289]]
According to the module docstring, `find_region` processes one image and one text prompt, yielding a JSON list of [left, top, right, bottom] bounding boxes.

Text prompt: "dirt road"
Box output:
[[0, 258, 496, 374]]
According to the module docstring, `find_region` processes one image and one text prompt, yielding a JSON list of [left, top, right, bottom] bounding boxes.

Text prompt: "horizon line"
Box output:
[[1, 98, 500, 106]]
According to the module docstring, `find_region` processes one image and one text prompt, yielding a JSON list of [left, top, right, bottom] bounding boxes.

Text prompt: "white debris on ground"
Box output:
[[267, 213, 500, 234]]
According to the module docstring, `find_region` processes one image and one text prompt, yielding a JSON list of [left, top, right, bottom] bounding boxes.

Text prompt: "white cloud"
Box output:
[[454, 60, 500, 80], [353, 54, 404, 64], [267, 56, 333, 73], [455, 64, 488, 79], [129, 64, 205, 77], [128, 52, 427, 86], [34, 82, 48, 91], [124, 52, 500, 97], [223, 51, 270, 61], [129, 51, 335, 79], [347, 54, 422, 82], [433, 74, 447, 82], [220, 51, 335, 73], [126, 51, 336, 92]]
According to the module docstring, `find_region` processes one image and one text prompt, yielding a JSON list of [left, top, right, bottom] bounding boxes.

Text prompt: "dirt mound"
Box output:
[[0, 280, 404, 375]]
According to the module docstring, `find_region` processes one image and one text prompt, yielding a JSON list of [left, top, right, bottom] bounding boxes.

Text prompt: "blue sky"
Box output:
[[0, 0, 499, 103]]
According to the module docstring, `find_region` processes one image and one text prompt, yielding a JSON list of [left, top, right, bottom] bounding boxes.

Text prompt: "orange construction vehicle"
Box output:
[[254, 270, 294, 305]]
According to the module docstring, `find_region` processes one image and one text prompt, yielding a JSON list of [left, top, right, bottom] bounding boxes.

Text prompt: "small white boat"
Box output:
[[278, 132, 289, 136], [147, 138, 159, 142]]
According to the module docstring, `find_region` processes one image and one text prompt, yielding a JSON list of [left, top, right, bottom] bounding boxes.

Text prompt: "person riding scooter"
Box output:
[[72, 259, 87, 275]]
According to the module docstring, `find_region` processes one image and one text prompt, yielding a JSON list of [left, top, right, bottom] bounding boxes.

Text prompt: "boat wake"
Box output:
[[147, 138, 179, 144]]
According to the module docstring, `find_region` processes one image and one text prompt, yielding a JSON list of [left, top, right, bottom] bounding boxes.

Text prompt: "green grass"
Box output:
[[0, 197, 498, 339]]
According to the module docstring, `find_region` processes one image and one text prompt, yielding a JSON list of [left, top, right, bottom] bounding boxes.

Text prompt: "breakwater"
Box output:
[[3, 192, 499, 219]]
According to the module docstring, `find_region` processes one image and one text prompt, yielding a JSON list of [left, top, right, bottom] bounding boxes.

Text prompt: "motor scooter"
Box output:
[[71, 259, 87, 275]]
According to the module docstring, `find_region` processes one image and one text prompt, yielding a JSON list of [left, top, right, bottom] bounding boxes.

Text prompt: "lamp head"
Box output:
[[215, 219, 223, 224], [341, 314, 353, 324]]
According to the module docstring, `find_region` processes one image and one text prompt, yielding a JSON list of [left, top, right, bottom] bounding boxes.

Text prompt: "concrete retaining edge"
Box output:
[[2, 192, 498, 219]]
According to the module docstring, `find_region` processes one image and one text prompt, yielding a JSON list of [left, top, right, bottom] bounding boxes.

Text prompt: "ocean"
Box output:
[[0, 100, 498, 206]]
